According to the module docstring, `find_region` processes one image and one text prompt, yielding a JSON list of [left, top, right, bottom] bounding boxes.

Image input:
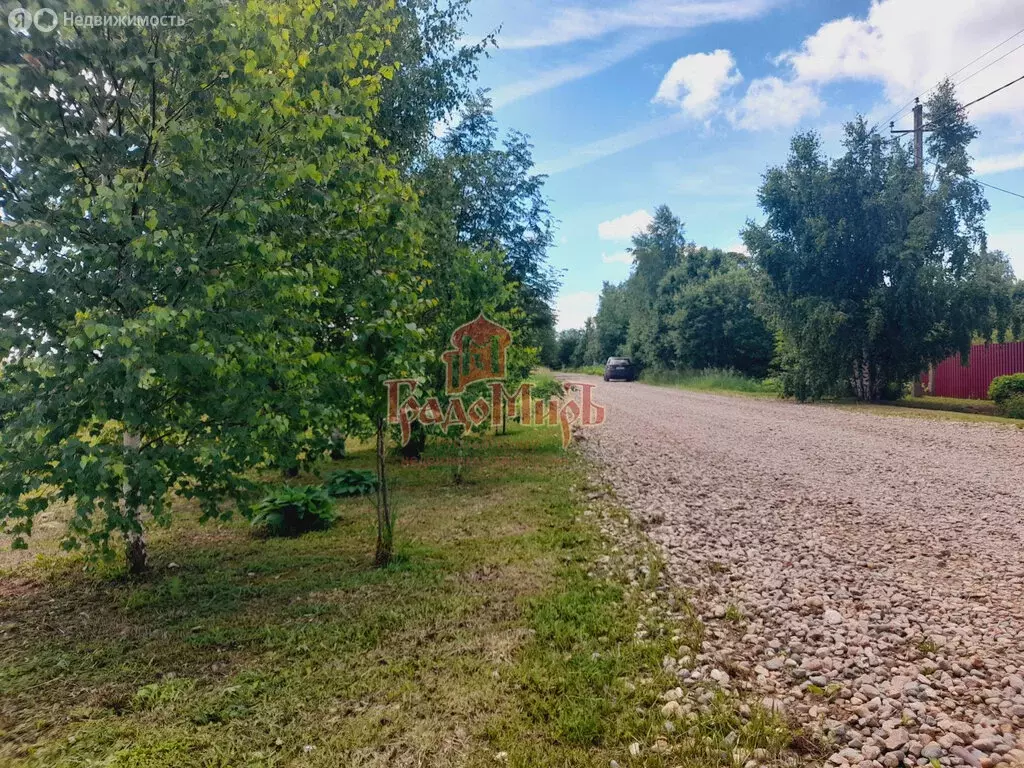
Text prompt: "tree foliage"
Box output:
[[564, 207, 772, 378], [0, 0, 419, 570], [743, 82, 1016, 400], [0, 0, 559, 572], [426, 96, 558, 355], [660, 255, 773, 377]]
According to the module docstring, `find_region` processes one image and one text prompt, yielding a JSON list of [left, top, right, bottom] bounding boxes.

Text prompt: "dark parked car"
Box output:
[[603, 356, 636, 382]]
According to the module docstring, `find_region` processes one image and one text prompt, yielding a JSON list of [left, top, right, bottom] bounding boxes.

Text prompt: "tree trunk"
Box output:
[[853, 351, 879, 402], [121, 432, 148, 575], [374, 419, 393, 568], [125, 529, 148, 575], [329, 429, 346, 460], [398, 422, 426, 459]]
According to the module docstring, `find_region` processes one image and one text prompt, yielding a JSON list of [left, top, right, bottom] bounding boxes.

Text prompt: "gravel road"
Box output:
[[572, 377, 1024, 768]]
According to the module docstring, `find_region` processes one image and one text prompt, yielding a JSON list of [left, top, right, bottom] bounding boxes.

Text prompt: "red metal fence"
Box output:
[[923, 341, 1024, 399]]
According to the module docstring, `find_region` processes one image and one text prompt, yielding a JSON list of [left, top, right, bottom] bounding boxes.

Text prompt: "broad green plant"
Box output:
[[0, 0, 409, 572]]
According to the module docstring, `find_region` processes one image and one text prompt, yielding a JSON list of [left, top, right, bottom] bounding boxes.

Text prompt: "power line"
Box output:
[[881, 26, 1024, 128], [953, 39, 1024, 90], [949, 28, 1024, 81], [926, 159, 1024, 202], [976, 179, 1024, 202], [962, 72, 1024, 109]]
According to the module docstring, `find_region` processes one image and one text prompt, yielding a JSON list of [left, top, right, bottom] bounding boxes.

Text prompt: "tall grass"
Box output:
[[641, 368, 780, 395]]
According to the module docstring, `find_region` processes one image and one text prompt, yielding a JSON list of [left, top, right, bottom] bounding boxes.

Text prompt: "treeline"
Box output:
[[559, 83, 1024, 401], [0, 0, 556, 570], [557, 209, 774, 378]]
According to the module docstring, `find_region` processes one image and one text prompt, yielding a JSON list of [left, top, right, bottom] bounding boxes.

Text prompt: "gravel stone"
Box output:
[[574, 379, 1024, 765], [823, 609, 844, 626]]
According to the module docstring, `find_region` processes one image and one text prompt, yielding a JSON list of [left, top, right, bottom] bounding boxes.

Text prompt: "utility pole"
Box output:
[[892, 97, 933, 394], [891, 96, 930, 172], [913, 97, 924, 172]]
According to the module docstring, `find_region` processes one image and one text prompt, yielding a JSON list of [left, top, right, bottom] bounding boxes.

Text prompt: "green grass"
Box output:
[[890, 395, 999, 416], [562, 366, 781, 397], [0, 427, 795, 767], [564, 365, 605, 376], [833, 400, 1024, 427], [640, 369, 781, 397]]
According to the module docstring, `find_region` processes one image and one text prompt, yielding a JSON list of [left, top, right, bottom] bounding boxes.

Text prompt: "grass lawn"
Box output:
[[887, 395, 998, 415], [0, 427, 794, 767], [638, 370, 781, 397], [831, 400, 1024, 428], [561, 367, 780, 397], [565, 365, 605, 377]]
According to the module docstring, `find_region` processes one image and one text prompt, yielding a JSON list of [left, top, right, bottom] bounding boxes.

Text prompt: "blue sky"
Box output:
[[456, 0, 1024, 329]]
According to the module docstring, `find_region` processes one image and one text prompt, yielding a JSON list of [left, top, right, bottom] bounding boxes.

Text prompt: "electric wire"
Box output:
[[881, 26, 1024, 128]]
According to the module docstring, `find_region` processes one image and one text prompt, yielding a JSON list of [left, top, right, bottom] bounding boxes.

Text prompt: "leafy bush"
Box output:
[[530, 375, 566, 400], [989, 374, 1024, 407], [324, 469, 377, 498], [997, 394, 1024, 420], [251, 486, 337, 537]]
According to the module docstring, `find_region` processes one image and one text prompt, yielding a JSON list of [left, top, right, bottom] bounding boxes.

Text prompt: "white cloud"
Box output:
[[598, 209, 654, 241], [988, 231, 1024, 277], [725, 242, 750, 256], [536, 114, 687, 175], [975, 151, 1024, 176], [653, 49, 743, 118], [776, 16, 887, 85], [775, 0, 1024, 121], [602, 250, 634, 264], [492, 33, 660, 109], [499, 0, 777, 50], [555, 291, 599, 331], [729, 76, 823, 131]]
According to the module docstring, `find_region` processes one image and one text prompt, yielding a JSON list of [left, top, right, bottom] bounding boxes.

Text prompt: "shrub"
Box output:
[[530, 375, 566, 401], [997, 394, 1024, 420], [251, 486, 337, 537], [989, 373, 1024, 406], [324, 469, 377, 498]]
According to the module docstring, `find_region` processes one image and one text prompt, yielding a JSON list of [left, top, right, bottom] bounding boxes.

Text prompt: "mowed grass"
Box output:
[[894, 395, 999, 415], [0, 427, 794, 768], [606, 367, 1024, 426], [832, 400, 1024, 428]]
